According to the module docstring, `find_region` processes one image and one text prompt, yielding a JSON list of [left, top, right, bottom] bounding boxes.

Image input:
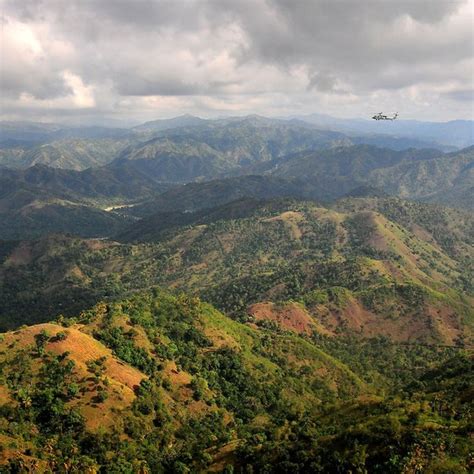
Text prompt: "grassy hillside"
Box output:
[[0, 289, 471, 471], [0, 198, 472, 346]]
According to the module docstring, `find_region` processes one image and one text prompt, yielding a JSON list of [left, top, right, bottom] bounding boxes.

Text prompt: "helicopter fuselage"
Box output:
[[372, 112, 398, 121]]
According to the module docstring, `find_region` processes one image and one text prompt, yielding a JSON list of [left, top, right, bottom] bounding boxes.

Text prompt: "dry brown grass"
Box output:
[[0, 323, 146, 432], [249, 301, 315, 334]]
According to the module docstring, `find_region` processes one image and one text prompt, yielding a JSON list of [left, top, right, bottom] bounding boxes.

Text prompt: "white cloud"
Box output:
[[0, 0, 472, 122]]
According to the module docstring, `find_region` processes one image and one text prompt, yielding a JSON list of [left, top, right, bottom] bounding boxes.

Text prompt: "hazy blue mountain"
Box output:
[[292, 113, 474, 149], [0, 138, 133, 170], [270, 144, 473, 209], [133, 113, 209, 132], [0, 121, 133, 147]]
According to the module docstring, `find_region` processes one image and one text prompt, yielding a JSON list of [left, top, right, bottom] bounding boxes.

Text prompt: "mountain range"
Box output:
[[0, 113, 472, 471]]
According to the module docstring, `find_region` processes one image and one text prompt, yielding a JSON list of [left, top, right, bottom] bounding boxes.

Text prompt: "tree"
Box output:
[[34, 330, 49, 356]]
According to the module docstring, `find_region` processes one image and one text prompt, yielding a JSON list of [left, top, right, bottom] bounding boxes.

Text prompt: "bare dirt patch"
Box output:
[[248, 302, 315, 334], [4, 242, 32, 266]]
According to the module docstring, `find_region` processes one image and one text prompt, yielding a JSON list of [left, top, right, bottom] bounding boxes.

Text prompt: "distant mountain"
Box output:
[[114, 117, 352, 182], [0, 121, 132, 146], [0, 115, 457, 175], [292, 113, 474, 149], [111, 136, 231, 182], [133, 113, 208, 132], [0, 137, 132, 170], [269, 144, 473, 210], [0, 163, 170, 202]]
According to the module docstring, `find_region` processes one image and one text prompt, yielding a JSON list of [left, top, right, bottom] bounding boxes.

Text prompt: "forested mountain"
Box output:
[[1, 198, 472, 346], [0, 289, 471, 471], [0, 114, 472, 472], [0, 138, 133, 170], [0, 177, 133, 240], [117, 144, 473, 217], [0, 164, 170, 202], [269, 145, 474, 210], [0, 162, 169, 239]]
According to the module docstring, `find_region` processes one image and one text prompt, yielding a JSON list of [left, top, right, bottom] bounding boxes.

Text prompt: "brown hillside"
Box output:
[[0, 323, 145, 431]]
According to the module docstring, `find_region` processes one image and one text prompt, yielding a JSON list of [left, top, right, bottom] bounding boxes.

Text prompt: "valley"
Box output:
[[0, 115, 472, 472]]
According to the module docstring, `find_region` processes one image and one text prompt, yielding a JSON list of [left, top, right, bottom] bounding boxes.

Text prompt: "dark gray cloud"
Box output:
[[0, 0, 472, 121], [226, 0, 471, 90]]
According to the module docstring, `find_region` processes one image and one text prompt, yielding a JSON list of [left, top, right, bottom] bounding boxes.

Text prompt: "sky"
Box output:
[[1, 0, 473, 124]]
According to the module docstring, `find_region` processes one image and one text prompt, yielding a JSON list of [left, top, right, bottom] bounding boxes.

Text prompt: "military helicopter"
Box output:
[[372, 112, 398, 121]]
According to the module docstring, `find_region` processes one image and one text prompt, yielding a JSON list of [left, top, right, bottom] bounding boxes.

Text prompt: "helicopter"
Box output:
[[372, 112, 398, 121]]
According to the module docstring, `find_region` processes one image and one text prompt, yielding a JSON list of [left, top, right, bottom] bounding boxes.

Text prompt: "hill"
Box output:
[[0, 138, 132, 171], [1, 198, 472, 346], [270, 144, 473, 210], [0, 289, 471, 471], [0, 177, 133, 240], [126, 175, 316, 217]]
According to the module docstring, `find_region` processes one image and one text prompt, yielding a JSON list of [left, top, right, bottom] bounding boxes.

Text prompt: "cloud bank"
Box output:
[[1, 0, 473, 122]]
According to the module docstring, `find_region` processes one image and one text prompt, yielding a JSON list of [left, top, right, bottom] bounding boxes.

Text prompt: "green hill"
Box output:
[[0, 164, 170, 203], [1, 198, 472, 345], [0, 138, 132, 171], [0, 178, 133, 240], [271, 145, 473, 210], [0, 289, 471, 472]]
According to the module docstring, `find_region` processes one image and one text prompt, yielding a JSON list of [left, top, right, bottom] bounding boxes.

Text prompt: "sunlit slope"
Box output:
[[1, 198, 472, 344], [0, 290, 366, 470]]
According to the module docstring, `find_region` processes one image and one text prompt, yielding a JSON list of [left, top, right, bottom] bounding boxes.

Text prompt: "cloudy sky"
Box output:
[[1, 0, 473, 124]]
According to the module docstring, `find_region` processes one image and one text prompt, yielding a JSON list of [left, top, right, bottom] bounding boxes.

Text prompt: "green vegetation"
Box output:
[[0, 289, 471, 471], [0, 198, 472, 347], [0, 120, 472, 472]]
